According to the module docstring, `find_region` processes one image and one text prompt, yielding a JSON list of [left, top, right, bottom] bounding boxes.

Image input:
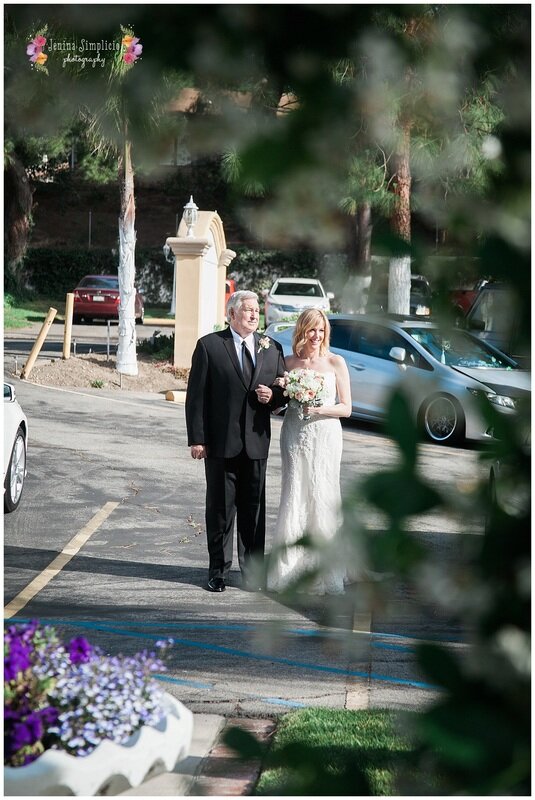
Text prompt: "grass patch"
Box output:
[[144, 305, 171, 321], [4, 295, 173, 330], [254, 708, 413, 796], [4, 295, 66, 329]]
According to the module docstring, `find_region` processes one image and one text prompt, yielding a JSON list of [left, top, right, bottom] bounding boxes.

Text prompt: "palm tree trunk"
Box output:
[[116, 136, 138, 376]]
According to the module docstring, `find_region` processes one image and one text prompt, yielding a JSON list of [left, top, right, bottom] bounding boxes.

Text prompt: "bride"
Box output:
[[267, 308, 352, 595]]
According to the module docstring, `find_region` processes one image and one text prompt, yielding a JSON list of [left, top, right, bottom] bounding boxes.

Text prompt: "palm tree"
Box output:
[[80, 29, 186, 374]]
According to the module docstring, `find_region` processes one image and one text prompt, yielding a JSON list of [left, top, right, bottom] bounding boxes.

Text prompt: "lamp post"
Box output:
[[183, 195, 198, 238], [163, 242, 176, 316]]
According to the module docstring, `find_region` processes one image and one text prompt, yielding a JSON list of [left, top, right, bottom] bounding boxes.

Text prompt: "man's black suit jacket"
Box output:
[[185, 328, 286, 459]]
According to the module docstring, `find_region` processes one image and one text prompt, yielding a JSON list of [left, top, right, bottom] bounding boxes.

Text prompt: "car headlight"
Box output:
[[467, 387, 516, 409], [488, 393, 516, 409]]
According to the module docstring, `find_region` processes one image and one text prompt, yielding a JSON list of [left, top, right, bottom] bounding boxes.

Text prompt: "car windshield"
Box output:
[[273, 282, 323, 297], [78, 277, 119, 290], [406, 327, 518, 369], [411, 279, 431, 298]]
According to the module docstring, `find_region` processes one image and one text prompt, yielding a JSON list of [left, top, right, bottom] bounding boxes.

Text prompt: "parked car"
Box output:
[[486, 432, 530, 533], [367, 274, 433, 316], [264, 277, 333, 326], [4, 383, 28, 512], [449, 278, 489, 318], [462, 282, 528, 367], [266, 314, 531, 445], [73, 275, 145, 324], [225, 278, 236, 310]]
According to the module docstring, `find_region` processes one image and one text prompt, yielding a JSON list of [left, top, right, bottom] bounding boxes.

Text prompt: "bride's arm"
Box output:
[[308, 356, 352, 419]]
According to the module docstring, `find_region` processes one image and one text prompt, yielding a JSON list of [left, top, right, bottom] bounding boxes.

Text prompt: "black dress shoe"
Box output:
[[207, 577, 226, 592]]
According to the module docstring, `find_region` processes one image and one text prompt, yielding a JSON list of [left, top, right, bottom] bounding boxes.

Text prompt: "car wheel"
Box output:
[[4, 426, 26, 513], [72, 314, 82, 324], [420, 394, 465, 445]]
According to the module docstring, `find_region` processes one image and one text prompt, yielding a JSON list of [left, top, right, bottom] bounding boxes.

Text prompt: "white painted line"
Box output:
[[13, 380, 181, 410], [4, 501, 119, 619]]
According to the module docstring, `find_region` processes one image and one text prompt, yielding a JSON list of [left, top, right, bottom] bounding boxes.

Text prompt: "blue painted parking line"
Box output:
[[19, 618, 438, 691], [156, 672, 308, 709], [13, 617, 463, 646], [372, 642, 414, 653], [260, 698, 307, 708], [155, 673, 214, 690]]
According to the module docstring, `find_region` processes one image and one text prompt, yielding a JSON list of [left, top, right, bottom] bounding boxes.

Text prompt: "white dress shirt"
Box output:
[[229, 327, 256, 370]]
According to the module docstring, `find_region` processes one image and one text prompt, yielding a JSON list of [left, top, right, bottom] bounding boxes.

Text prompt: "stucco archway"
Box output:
[[166, 210, 236, 368]]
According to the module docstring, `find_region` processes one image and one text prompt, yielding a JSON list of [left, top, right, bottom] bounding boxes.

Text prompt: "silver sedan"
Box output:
[[266, 315, 531, 445]]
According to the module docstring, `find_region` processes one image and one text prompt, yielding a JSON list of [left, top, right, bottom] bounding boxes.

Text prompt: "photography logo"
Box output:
[[26, 25, 142, 75]]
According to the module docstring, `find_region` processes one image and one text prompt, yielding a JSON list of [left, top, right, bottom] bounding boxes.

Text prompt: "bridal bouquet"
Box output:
[[283, 368, 325, 420]]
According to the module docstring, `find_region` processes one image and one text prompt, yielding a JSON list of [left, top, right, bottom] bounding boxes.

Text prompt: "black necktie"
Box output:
[[241, 341, 254, 386]]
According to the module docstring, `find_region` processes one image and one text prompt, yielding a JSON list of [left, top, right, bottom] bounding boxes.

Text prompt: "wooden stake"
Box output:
[[21, 308, 57, 380]]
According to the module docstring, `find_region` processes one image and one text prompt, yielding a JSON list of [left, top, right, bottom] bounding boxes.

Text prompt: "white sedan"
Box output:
[[264, 277, 333, 326], [4, 383, 28, 512]]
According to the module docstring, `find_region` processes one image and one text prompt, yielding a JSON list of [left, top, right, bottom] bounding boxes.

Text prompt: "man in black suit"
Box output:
[[185, 290, 286, 593]]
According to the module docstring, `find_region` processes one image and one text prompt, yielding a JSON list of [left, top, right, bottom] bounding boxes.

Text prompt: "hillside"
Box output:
[[28, 161, 253, 252]]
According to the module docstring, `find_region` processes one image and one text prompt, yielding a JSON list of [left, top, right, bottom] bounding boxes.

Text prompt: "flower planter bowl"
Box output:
[[4, 693, 193, 796]]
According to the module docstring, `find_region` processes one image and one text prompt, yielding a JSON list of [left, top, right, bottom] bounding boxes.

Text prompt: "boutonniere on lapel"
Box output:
[[257, 336, 271, 353]]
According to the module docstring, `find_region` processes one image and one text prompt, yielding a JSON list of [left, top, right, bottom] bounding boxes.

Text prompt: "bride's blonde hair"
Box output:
[[292, 309, 331, 357]]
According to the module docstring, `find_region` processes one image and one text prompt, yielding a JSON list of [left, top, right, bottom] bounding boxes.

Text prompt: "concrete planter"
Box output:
[[4, 694, 193, 796]]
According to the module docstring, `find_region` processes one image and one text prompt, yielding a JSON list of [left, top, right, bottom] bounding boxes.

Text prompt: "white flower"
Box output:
[[258, 336, 271, 353]]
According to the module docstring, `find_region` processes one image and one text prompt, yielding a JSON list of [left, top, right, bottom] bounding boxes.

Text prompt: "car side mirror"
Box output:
[[327, 292, 335, 300], [389, 346, 407, 363]]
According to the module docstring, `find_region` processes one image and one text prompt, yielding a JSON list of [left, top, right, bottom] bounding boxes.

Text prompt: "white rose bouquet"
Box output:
[[283, 368, 326, 420]]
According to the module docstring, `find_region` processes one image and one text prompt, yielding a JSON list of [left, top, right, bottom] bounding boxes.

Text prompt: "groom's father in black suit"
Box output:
[[185, 290, 286, 593]]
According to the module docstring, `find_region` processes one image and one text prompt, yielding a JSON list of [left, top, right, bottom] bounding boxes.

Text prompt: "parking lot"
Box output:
[[3, 363, 486, 716]]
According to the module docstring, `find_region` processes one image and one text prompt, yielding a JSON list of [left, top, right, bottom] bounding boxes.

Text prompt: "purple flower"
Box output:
[[38, 706, 59, 725], [4, 623, 169, 766], [68, 637, 92, 664], [11, 713, 43, 751], [5, 640, 31, 681]]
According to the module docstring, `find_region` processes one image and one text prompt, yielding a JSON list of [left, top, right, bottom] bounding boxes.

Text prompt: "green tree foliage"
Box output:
[[5, 5, 530, 793]]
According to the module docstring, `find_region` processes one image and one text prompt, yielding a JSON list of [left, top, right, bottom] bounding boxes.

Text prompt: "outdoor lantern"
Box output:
[[163, 242, 173, 263], [183, 195, 199, 238]]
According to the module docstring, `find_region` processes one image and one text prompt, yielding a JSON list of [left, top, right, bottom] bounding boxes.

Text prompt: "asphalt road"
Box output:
[[3, 368, 486, 717]]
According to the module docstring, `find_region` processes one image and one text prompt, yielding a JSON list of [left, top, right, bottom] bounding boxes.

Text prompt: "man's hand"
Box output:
[[255, 384, 273, 404], [191, 445, 207, 459]]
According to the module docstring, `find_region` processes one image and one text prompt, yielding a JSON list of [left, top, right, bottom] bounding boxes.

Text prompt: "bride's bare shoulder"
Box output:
[[285, 355, 299, 370], [327, 352, 345, 369]]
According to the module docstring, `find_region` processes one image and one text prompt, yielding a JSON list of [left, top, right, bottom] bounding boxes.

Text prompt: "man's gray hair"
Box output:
[[226, 290, 258, 315]]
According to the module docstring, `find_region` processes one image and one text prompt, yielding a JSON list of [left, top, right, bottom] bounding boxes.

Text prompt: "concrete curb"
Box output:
[[165, 390, 187, 403], [120, 714, 225, 796]]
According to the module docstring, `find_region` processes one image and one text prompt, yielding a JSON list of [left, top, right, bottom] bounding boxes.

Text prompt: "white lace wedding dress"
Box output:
[[267, 372, 346, 595]]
